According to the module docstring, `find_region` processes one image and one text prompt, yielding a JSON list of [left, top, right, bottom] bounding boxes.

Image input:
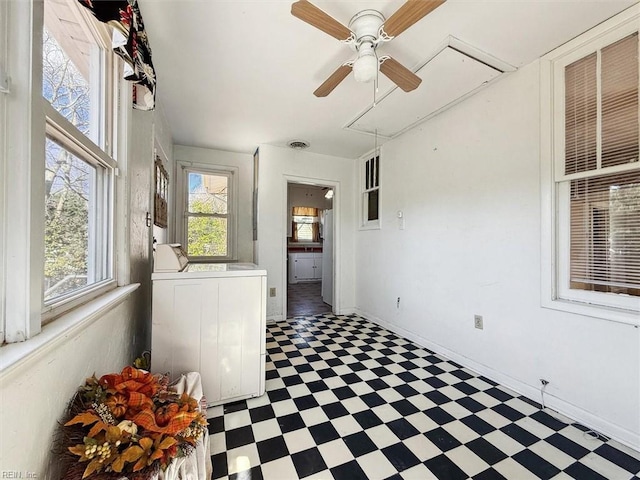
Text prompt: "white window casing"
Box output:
[[360, 153, 381, 230], [3, 0, 46, 342], [540, 4, 640, 325], [41, 0, 119, 321], [176, 162, 239, 262], [1, 0, 127, 342], [0, 0, 8, 343]]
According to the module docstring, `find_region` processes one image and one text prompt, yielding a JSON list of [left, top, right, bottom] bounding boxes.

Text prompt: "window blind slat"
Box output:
[[565, 53, 597, 175], [601, 33, 638, 168], [569, 170, 640, 292]]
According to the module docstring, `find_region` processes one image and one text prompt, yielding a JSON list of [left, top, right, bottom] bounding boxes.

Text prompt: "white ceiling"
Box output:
[[138, 0, 637, 159]]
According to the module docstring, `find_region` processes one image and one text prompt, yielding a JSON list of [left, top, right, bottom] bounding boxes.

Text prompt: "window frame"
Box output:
[[0, 0, 7, 344], [41, 105, 117, 321], [540, 4, 640, 325], [360, 153, 381, 230], [40, 0, 119, 321], [176, 162, 238, 263], [0, 0, 128, 343], [292, 213, 319, 243]]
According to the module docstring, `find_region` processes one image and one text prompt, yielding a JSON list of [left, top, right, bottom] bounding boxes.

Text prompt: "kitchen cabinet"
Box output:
[[288, 252, 322, 283]]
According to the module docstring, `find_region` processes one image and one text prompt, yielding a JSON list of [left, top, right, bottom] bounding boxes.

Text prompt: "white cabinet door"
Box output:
[[296, 256, 315, 280], [152, 274, 266, 406], [290, 253, 315, 283], [313, 253, 322, 279], [217, 276, 263, 402]]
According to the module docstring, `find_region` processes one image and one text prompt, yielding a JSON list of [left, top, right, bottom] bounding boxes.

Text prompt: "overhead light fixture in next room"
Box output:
[[324, 189, 334, 199]]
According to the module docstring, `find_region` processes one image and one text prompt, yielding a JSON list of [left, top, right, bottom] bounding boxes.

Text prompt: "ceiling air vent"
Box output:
[[287, 140, 310, 150]]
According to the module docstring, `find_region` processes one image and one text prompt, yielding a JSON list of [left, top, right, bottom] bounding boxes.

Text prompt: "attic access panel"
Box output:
[[345, 42, 508, 138]]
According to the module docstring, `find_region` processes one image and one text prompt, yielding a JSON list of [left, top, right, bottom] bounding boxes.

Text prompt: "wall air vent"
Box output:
[[288, 140, 310, 150]]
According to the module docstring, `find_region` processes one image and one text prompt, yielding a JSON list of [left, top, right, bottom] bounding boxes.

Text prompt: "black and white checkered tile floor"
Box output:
[[208, 314, 640, 480]]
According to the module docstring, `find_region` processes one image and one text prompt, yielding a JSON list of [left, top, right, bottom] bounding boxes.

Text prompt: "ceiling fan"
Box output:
[[291, 0, 446, 97]]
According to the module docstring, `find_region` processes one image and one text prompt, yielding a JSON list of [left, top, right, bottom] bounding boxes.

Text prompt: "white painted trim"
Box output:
[[355, 307, 640, 452], [539, 4, 640, 324], [358, 152, 381, 230], [0, 0, 6, 344], [283, 174, 341, 320], [44, 102, 117, 169], [116, 72, 133, 286], [3, 0, 45, 342], [175, 160, 239, 262], [0, 284, 139, 382], [267, 315, 284, 324]]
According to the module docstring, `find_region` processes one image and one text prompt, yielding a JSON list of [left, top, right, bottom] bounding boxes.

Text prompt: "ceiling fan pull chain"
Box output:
[[373, 81, 377, 107], [375, 49, 380, 97]]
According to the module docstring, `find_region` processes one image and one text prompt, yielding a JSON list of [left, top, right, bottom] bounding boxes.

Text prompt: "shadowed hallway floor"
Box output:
[[288, 281, 332, 318]]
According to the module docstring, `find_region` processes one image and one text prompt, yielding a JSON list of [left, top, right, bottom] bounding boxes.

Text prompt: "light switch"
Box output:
[[397, 210, 405, 230]]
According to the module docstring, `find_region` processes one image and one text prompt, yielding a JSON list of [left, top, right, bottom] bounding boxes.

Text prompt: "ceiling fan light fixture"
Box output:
[[292, 0, 443, 96], [353, 42, 378, 83]]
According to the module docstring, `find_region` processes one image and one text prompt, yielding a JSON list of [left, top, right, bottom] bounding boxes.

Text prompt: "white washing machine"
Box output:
[[151, 245, 267, 406]]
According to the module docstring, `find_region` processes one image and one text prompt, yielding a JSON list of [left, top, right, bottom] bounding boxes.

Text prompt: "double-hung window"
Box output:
[[178, 166, 237, 262], [361, 154, 380, 228], [41, 0, 118, 317], [292, 207, 319, 242], [541, 6, 640, 321], [1, 0, 122, 342]]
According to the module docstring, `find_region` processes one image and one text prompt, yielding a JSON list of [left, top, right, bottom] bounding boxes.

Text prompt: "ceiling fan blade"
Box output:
[[314, 64, 352, 97], [291, 0, 353, 41], [383, 0, 446, 38], [380, 57, 422, 92]]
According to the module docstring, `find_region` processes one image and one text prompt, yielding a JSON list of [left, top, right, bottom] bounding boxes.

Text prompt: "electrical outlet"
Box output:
[[270, 287, 276, 297], [474, 314, 483, 329]]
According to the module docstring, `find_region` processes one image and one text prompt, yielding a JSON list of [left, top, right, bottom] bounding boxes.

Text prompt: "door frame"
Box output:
[[282, 175, 340, 319]]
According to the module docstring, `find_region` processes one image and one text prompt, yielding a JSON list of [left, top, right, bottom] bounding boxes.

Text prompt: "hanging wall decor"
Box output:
[[154, 155, 169, 228]]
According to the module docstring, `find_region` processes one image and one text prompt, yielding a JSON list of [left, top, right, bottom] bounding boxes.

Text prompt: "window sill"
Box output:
[[541, 297, 639, 327], [359, 220, 381, 231], [0, 284, 139, 380]]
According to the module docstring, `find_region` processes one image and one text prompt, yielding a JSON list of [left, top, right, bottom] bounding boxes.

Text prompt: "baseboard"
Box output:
[[354, 308, 640, 452], [267, 315, 284, 324]]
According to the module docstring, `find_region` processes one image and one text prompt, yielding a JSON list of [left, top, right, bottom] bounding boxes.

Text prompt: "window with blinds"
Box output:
[[561, 31, 639, 301]]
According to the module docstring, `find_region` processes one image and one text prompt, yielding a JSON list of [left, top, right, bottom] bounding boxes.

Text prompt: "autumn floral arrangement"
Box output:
[[58, 366, 208, 479]]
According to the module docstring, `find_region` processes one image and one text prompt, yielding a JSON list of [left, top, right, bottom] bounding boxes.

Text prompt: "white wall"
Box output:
[[153, 103, 174, 246], [257, 145, 356, 321], [0, 297, 138, 476], [128, 109, 155, 352], [173, 145, 254, 263], [354, 61, 640, 449]]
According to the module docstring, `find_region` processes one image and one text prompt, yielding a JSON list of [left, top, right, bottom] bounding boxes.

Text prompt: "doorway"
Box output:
[[286, 182, 334, 318]]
